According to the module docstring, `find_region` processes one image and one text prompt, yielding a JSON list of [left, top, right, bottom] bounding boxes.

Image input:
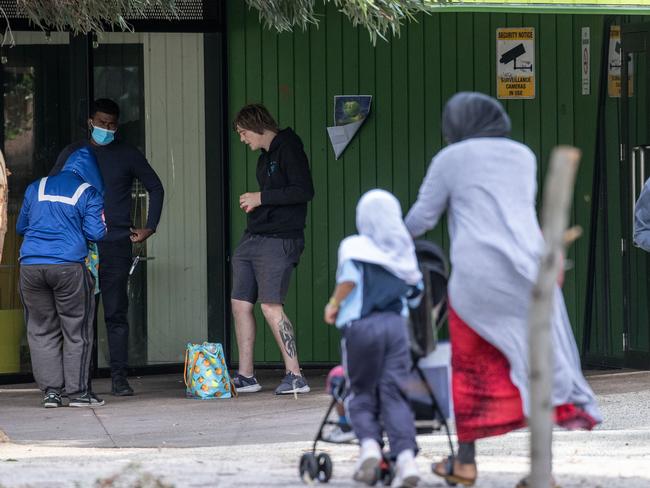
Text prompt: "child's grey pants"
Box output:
[[342, 311, 418, 457], [19, 263, 95, 396]]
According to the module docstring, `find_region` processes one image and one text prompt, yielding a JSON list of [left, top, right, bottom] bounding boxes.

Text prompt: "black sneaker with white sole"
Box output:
[[274, 372, 310, 395], [232, 373, 262, 393], [69, 392, 105, 407], [42, 391, 62, 408]]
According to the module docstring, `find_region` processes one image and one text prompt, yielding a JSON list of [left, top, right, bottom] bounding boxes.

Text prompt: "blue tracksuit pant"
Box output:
[[342, 311, 417, 457]]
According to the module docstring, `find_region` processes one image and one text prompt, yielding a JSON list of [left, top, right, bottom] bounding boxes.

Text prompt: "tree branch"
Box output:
[[244, 0, 448, 45], [13, 0, 177, 35]]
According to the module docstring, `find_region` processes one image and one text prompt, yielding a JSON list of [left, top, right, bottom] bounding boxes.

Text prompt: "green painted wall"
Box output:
[[227, 4, 629, 366]]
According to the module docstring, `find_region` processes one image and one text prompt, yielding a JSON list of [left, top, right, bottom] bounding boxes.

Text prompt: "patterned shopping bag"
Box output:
[[85, 242, 100, 294], [183, 342, 236, 399]]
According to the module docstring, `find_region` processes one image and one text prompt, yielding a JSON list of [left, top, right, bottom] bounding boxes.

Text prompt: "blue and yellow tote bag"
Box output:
[[184, 342, 236, 399]]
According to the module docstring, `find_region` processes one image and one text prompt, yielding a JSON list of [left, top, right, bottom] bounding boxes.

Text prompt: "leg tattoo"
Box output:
[[278, 315, 297, 358]]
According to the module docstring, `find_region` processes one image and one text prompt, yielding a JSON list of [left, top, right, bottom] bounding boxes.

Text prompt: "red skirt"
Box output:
[[449, 306, 597, 443]]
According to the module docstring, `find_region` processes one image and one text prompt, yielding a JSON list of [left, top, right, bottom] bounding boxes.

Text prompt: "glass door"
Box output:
[[92, 42, 150, 368], [621, 23, 650, 368], [0, 33, 74, 377], [92, 32, 209, 368]]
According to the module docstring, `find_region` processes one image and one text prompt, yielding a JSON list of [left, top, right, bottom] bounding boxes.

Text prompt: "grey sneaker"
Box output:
[[274, 372, 310, 395], [42, 391, 62, 408], [69, 392, 105, 407], [232, 373, 262, 393]]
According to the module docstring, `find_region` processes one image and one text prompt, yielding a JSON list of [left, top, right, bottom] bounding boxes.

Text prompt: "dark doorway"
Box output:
[[621, 22, 650, 368]]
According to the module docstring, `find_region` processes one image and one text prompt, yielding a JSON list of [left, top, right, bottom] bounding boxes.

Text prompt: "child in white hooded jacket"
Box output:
[[324, 189, 422, 488]]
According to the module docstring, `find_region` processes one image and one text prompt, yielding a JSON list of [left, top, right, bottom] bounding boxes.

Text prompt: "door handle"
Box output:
[[129, 255, 155, 275], [640, 147, 646, 192]]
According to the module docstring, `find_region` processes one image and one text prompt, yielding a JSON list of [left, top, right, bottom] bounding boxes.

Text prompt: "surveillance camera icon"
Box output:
[[499, 43, 533, 71]]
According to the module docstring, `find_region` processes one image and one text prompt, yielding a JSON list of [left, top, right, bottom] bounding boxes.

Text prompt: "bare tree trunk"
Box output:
[[0, 150, 8, 262], [528, 146, 581, 488]]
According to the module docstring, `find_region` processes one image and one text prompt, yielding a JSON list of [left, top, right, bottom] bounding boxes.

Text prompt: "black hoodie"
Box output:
[[246, 128, 314, 238]]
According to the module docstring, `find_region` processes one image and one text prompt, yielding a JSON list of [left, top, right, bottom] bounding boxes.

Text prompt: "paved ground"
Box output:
[[0, 369, 649, 487]]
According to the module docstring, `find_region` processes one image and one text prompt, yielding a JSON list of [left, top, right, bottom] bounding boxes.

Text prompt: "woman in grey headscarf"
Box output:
[[405, 92, 601, 487]]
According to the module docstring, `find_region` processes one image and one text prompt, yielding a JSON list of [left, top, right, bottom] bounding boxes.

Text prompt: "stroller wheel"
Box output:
[[299, 452, 318, 482], [316, 452, 333, 482]]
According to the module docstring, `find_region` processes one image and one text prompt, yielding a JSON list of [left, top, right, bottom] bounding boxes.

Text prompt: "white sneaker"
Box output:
[[391, 449, 420, 488], [322, 425, 356, 443], [353, 438, 382, 484]]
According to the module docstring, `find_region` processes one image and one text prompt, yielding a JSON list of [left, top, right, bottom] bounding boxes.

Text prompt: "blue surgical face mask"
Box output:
[[90, 124, 116, 145]]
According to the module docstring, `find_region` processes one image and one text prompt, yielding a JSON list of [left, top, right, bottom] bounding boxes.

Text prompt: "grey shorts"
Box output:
[[231, 233, 305, 304]]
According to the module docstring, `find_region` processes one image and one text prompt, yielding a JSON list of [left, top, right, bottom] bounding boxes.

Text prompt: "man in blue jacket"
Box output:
[[17, 147, 106, 408]]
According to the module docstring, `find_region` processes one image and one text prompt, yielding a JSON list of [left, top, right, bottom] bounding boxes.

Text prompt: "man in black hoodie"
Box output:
[[231, 104, 314, 395]]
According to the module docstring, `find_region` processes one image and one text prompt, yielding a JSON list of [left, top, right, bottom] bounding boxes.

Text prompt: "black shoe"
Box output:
[[232, 373, 262, 393], [111, 376, 134, 396], [42, 391, 62, 408], [69, 392, 105, 407]]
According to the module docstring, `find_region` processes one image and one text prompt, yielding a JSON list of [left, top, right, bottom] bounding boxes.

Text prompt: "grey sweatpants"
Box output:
[[342, 311, 418, 457], [19, 263, 95, 396]]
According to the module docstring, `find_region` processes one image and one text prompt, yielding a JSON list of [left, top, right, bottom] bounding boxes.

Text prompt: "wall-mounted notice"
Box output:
[[496, 27, 535, 99], [582, 27, 590, 95], [326, 95, 372, 160], [608, 25, 633, 98]]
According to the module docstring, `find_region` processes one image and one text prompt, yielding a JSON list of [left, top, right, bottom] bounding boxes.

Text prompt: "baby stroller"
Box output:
[[299, 240, 455, 485]]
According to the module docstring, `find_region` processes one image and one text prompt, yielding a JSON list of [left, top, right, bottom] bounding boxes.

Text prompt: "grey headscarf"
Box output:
[[442, 92, 511, 144]]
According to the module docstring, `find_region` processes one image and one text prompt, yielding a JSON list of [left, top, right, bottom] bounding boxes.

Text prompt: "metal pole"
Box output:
[[529, 146, 581, 488]]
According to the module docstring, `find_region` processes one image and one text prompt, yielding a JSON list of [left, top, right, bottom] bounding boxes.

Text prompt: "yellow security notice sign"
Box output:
[[608, 25, 633, 98], [497, 27, 535, 99]]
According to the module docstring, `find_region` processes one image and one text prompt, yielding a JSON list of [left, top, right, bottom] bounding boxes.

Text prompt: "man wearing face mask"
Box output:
[[50, 98, 165, 396]]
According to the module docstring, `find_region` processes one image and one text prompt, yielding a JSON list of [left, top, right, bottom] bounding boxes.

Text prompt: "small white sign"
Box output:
[[496, 27, 535, 99], [582, 27, 590, 95]]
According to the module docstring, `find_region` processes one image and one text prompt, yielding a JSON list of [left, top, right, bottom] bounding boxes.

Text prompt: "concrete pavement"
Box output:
[[0, 370, 332, 448], [0, 369, 649, 487]]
